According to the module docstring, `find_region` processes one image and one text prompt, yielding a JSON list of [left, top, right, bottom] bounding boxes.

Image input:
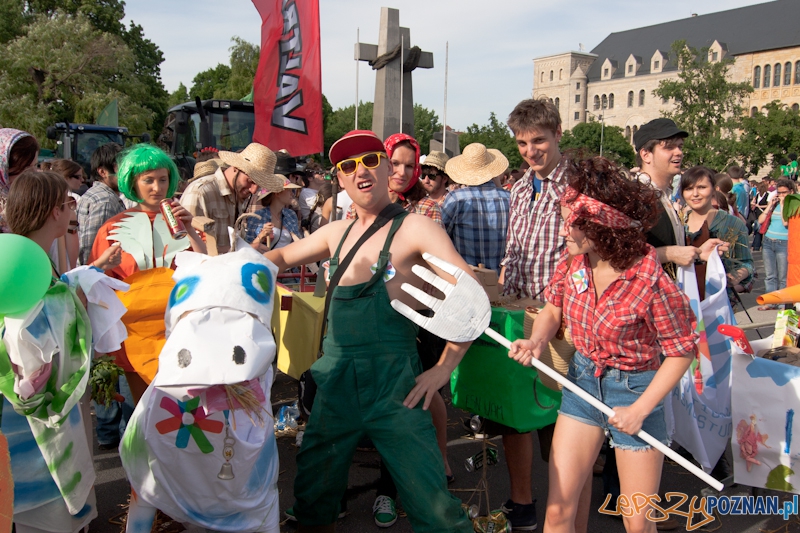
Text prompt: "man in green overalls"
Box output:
[[266, 130, 475, 533]]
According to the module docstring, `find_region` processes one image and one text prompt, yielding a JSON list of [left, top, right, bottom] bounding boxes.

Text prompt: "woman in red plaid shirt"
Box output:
[[510, 157, 699, 533]]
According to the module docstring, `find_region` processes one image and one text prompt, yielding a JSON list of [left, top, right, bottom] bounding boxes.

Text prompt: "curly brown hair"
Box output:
[[564, 157, 660, 271]]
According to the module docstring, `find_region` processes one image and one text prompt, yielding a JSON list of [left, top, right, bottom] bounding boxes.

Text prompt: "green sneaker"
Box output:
[[372, 495, 397, 528]]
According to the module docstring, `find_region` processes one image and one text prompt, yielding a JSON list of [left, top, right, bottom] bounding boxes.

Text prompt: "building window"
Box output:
[[654, 60, 660, 70], [575, 94, 581, 103], [712, 51, 718, 62], [574, 111, 580, 120], [601, 94, 608, 109], [559, 69, 563, 80], [628, 64, 633, 73], [796, 61, 800, 84], [608, 93, 615, 109], [554, 97, 560, 109], [754, 66, 761, 88], [540, 72, 544, 83], [786, 62, 793, 86], [775, 63, 782, 86], [594, 95, 600, 110], [576, 82, 581, 89], [764, 64, 771, 88], [751, 106, 758, 117], [632, 125, 638, 138], [625, 126, 631, 139], [793, 104, 800, 112], [550, 70, 554, 81], [639, 90, 645, 106], [604, 68, 609, 77], [662, 96, 668, 105], [627, 91, 634, 107]]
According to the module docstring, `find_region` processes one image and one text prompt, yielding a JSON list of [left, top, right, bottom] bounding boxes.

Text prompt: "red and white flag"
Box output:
[[251, 0, 323, 157]]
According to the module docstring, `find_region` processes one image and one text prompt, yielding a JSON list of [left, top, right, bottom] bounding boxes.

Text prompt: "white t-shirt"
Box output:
[[298, 188, 318, 219], [334, 190, 352, 221]]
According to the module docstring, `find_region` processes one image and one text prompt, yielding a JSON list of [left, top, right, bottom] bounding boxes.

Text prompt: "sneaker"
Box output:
[[500, 499, 538, 531], [372, 495, 397, 528], [284, 506, 346, 522]]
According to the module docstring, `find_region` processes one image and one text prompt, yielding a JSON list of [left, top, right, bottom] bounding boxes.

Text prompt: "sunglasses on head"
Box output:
[[336, 152, 386, 176]]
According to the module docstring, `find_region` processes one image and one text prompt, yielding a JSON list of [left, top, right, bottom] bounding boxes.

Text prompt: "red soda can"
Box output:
[[160, 199, 187, 239]]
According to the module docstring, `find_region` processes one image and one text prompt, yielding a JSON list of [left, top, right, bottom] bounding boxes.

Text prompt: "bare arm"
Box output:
[[508, 302, 562, 367], [264, 220, 340, 272]]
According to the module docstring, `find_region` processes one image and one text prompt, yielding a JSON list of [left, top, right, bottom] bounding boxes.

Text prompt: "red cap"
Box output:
[[329, 130, 386, 165]]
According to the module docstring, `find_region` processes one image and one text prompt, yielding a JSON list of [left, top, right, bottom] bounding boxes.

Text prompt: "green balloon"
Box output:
[[0, 234, 52, 315]]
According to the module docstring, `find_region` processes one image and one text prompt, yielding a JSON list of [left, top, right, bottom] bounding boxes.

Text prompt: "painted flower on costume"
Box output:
[[736, 415, 770, 472], [155, 396, 223, 453], [571, 268, 588, 293]]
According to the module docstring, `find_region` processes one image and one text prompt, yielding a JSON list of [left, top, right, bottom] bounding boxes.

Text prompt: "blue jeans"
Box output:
[[558, 352, 669, 451], [94, 374, 135, 446], [762, 236, 788, 294]]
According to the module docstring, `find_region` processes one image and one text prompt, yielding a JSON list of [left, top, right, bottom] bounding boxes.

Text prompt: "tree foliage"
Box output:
[[168, 83, 190, 108], [413, 104, 441, 156], [738, 102, 800, 176], [185, 37, 259, 102], [0, 0, 166, 140], [654, 40, 753, 169], [323, 101, 374, 161], [0, 11, 153, 140], [190, 64, 231, 101], [559, 122, 636, 168], [458, 112, 522, 169]]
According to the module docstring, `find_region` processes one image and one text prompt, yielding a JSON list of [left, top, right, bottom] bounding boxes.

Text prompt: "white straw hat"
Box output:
[[218, 143, 282, 191], [421, 151, 449, 173], [445, 143, 508, 186]]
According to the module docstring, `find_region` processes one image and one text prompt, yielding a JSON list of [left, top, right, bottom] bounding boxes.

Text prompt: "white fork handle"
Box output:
[[483, 328, 724, 491]]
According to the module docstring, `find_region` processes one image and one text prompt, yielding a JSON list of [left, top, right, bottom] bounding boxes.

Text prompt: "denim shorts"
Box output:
[[558, 352, 670, 451]]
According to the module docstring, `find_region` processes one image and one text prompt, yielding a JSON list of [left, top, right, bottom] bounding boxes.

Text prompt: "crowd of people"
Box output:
[[0, 94, 797, 533]]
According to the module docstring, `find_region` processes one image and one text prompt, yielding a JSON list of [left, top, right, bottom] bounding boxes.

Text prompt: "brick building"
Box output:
[[532, 0, 800, 144]]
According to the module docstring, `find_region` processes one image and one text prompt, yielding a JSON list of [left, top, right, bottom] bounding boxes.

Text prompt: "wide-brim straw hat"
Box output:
[[218, 143, 282, 191], [191, 159, 221, 181], [422, 151, 449, 173], [256, 174, 302, 200], [445, 143, 508, 186]]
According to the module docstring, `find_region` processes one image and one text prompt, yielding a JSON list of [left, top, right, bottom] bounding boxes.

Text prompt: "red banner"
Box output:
[[251, 0, 323, 157]]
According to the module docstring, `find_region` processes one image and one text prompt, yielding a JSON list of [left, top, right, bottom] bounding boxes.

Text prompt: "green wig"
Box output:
[[117, 144, 180, 203]]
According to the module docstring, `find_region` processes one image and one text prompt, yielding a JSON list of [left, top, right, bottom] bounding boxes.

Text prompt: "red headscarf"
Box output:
[[384, 133, 421, 199], [561, 186, 641, 229]]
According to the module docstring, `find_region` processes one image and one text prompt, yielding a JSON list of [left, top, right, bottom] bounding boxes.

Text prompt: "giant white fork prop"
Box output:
[[391, 253, 724, 492]]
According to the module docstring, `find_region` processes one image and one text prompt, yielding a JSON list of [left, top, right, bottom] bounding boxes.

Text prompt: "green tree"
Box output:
[[737, 102, 800, 175], [654, 40, 753, 169], [413, 104, 441, 155], [324, 101, 373, 161], [459, 112, 522, 169], [168, 82, 190, 108], [0, 0, 28, 44], [0, 11, 153, 141], [190, 64, 231, 101], [559, 122, 636, 168], [219, 36, 259, 100]]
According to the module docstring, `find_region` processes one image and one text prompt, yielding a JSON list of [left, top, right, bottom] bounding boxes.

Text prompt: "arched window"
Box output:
[[554, 97, 560, 110], [540, 72, 544, 83], [609, 93, 615, 109], [625, 126, 631, 139], [774, 63, 782, 86], [793, 104, 800, 112], [550, 70, 554, 81], [559, 69, 563, 80], [594, 95, 600, 110], [632, 125, 638, 138], [751, 106, 758, 117], [639, 89, 645, 106], [754, 66, 761, 89], [628, 91, 634, 107], [796, 61, 800, 84], [764, 64, 771, 88], [785, 62, 792, 86], [602, 94, 608, 109]]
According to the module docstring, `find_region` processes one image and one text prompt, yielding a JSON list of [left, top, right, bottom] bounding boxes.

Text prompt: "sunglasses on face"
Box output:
[[421, 173, 441, 181], [336, 152, 386, 176], [69, 174, 83, 180]]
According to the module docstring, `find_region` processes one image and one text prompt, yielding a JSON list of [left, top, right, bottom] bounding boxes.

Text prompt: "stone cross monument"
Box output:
[[356, 7, 433, 140]]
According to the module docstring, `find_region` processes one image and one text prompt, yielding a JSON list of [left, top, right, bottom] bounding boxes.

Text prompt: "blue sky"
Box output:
[[124, 0, 768, 130]]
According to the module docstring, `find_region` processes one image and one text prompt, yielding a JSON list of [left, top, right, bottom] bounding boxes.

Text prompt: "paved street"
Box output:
[[87, 249, 800, 532]]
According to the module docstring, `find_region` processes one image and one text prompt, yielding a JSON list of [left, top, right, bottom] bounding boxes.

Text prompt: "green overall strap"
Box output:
[[354, 211, 409, 297]]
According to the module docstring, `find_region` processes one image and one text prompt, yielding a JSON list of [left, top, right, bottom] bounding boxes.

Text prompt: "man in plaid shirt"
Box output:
[[77, 142, 124, 265], [481, 98, 568, 531]]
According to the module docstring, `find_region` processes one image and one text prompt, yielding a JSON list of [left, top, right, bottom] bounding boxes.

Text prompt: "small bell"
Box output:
[[218, 462, 235, 480]]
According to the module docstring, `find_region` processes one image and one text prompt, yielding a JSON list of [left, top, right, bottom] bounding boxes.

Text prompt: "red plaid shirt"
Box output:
[[544, 246, 698, 376]]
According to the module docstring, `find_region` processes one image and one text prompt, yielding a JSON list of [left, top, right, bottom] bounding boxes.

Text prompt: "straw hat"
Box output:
[[257, 174, 302, 200], [218, 143, 281, 191], [445, 143, 508, 186], [191, 159, 221, 182], [421, 151, 449, 173]]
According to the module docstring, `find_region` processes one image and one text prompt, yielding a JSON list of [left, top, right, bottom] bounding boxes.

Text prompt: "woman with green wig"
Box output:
[[89, 144, 206, 401]]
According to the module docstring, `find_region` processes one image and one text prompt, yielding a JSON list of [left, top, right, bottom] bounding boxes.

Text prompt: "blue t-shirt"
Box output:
[[766, 205, 788, 240], [532, 176, 542, 203]]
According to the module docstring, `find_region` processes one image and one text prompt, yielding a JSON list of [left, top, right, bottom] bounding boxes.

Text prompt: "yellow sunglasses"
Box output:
[[336, 152, 386, 176]]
